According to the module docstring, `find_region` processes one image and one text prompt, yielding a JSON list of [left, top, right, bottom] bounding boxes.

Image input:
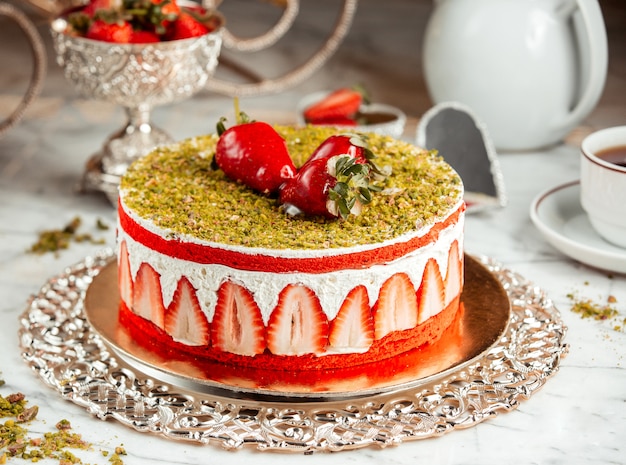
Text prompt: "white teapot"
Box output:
[[422, 0, 608, 151]]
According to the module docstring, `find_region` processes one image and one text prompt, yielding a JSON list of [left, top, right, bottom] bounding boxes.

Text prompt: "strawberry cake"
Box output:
[[116, 125, 465, 372]]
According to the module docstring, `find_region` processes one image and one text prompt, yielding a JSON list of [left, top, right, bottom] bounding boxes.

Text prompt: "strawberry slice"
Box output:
[[329, 285, 373, 352], [132, 262, 166, 329], [303, 88, 363, 123], [373, 273, 418, 340], [211, 281, 266, 356], [444, 240, 463, 306], [214, 109, 296, 194], [278, 134, 385, 219], [417, 258, 446, 323], [118, 240, 133, 307], [267, 284, 329, 356], [164, 277, 210, 345]]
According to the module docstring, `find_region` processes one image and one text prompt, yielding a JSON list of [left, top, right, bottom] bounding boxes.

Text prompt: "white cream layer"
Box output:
[[118, 211, 464, 325]]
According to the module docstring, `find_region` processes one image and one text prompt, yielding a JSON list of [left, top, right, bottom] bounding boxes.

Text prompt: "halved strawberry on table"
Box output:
[[213, 110, 296, 195], [303, 88, 364, 125], [278, 134, 387, 218]]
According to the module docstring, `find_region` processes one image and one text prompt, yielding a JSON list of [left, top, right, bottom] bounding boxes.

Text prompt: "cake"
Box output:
[[116, 125, 465, 372]]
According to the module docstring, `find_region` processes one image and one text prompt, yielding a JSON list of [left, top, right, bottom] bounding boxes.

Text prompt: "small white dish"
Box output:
[[296, 90, 406, 138], [530, 180, 626, 274]]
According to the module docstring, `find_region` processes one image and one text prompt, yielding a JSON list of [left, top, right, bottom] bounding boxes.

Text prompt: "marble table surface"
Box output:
[[1, 0, 625, 463]]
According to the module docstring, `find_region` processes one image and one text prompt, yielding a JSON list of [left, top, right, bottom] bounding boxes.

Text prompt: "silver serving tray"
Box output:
[[19, 250, 568, 452]]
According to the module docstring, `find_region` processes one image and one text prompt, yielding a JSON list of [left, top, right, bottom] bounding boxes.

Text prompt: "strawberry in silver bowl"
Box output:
[[51, 0, 223, 203]]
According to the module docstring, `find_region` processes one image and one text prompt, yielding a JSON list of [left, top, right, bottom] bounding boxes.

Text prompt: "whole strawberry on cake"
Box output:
[[116, 113, 465, 372]]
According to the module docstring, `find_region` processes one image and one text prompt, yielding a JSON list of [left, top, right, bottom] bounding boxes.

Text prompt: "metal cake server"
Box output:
[[416, 101, 507, 213]]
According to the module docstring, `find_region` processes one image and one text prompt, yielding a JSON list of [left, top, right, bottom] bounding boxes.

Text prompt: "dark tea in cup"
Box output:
[[596, 145, 626, 168]]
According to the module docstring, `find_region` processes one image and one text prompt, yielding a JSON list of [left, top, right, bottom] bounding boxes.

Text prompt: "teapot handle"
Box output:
[[556, 0, 607, 131]]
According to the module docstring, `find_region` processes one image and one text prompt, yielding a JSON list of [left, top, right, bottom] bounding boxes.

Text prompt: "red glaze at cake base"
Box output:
[[118, 294, 460, 372]]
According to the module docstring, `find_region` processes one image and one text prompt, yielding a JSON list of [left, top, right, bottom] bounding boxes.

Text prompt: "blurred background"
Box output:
[[2, 0, 624, 124]]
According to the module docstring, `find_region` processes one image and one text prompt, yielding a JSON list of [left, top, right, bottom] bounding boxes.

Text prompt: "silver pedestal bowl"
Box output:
[[50, 16, 223, 204]]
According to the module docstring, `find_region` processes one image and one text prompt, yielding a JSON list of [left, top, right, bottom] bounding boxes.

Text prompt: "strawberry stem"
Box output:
[[327, 154, 383, 219], [216, 116, 227, 136], [234, 97, 242, 124]]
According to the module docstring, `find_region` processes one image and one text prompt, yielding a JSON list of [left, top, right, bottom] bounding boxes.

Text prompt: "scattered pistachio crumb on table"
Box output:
[[566, 291, 624, 332], [0, 378, 125, 465], [28, 217, 109, 255]]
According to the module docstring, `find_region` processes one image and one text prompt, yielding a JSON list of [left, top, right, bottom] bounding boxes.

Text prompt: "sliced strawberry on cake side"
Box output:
[[328, 285, 374, 352], [132, 262, 166, 329], [164, 277, 210, 346], [267, 284, 329, 356], [373, 273, 418, 340], [213, 105, 296, 195], [118, 240, 133, 308], [416, 258, 446, 324], [444, 240, 463, 306], [211, 281, 266, 356]]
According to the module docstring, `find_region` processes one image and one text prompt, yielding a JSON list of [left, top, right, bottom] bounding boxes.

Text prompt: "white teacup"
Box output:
[[580, 126, 626, 248]]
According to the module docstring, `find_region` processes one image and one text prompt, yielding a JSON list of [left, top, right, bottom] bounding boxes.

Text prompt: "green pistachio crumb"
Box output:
[[567, 291, 623, 332], [120, 126, 463, 250], [0, 389, 125, 465], [96, 218, 109, 230], [28, 217, 107, 255]]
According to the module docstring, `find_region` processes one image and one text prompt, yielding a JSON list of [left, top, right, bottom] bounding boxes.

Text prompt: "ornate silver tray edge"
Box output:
[[18, 249, 569, 452]]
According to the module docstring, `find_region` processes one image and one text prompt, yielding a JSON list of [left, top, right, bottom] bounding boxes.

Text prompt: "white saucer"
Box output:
[[530, 180, 626, 274]]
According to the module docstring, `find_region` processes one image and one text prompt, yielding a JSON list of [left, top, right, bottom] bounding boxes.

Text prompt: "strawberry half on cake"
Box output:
[[116, 125, 465, 372]]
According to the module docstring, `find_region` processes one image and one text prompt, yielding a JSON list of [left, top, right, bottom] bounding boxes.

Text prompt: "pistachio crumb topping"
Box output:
[[120, 126, 463, 249]]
